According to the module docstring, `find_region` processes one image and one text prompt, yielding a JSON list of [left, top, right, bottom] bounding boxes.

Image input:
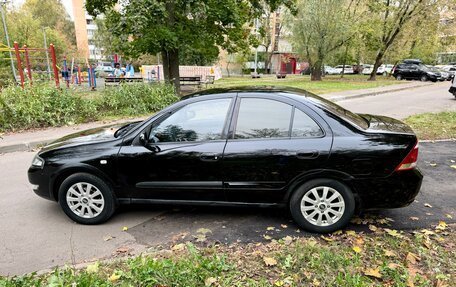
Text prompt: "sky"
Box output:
[[12, 0, 74, 19]]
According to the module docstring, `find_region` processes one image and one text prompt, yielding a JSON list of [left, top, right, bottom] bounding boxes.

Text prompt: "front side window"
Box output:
[[235, 98, 292, 139], [150, 98, 231, 143]]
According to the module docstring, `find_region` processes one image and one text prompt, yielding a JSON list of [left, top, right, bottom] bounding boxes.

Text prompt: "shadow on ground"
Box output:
[[126, 141, 456, 246]]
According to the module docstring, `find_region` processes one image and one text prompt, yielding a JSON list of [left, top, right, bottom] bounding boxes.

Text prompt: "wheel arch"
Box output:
[[284, 169, 362, 211], [51, 164, 116, 202]]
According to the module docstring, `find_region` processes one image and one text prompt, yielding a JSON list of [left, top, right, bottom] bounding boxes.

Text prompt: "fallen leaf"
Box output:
[[103, 235, 113, 241], [436, 221, 447, 231], [364, 267, 382, 279], [86, 262, 99, 273], [194, 234, 207, 242], [410, 217, 419, 221], [108, 272, 121, 282], [283, 236, 293, 245], [267, 226, 275, 231], [450, 160, 455, 163], [345, 230, 356, 236], [429, 163, 437, 167], [406, 252, 420, 265], [368, 225, 378, 232], [384, 250, 396, 257], [424, 203, 432, 208], [263, 235, 272, 240], [320, 235, 334, 242], [171, 243, 186, 252], [384, 228, 403, 238], [445, 214, 453, 219], [205, 277, 217, 286], [122, 226, 128, 231], [450, 165, 456, 169], [312, 278, 321, 286], [387, 263, 401, 269], [263, 256, 278, 266], [332, 230, 343, 235], [281, 224, 288, 229], [196, 228, 212, 235], [352, 245, 362, 253], [421, 229, 435, 235]]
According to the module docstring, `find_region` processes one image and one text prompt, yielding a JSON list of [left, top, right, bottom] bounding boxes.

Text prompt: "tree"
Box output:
[[85, 0, 294, 92], [286, 0, 362, 81], [365, 0, 434, 81]]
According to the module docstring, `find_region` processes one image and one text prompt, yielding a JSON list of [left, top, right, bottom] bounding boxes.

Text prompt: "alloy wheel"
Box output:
[[66, 182, 105, 219], [300, 186, 345, 227]]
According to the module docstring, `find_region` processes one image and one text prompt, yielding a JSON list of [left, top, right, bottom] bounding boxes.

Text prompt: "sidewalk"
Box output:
[[0, 117, 147, 154], [320, 81, 433, 101], [0, 81, 433, 154]]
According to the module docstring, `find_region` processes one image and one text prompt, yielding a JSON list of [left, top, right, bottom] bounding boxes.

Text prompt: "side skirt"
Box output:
[[118, 198, 285, 208]]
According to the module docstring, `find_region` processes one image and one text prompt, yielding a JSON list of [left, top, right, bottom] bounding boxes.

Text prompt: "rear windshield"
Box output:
[[306, 96, 369, 129]]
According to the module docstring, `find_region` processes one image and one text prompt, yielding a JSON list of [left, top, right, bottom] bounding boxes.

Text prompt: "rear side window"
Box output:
[[235, 98, 292, 139], [292, 109, 324, 137]]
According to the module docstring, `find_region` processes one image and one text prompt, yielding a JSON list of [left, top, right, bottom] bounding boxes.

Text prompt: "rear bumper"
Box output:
[[353, 168, 423, 209]]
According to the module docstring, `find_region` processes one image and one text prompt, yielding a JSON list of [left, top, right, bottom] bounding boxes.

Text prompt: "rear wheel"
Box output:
[[420, 75, 428, 82], [289, 179, 355, 233], [58, 173, 116, 224], [396, 74, 403, 80]]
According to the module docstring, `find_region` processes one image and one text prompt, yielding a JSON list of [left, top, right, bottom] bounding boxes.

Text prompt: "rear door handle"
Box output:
[[200, 153, 220, 162], [296, 151, 319, 159]]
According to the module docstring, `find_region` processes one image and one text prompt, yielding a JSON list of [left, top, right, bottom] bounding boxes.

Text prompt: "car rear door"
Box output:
[[222, 93, 333, 204], [116, 95, 235, 202]]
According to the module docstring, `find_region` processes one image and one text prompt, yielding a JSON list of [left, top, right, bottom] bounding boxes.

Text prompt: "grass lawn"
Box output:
[[1, 223, 454, 287], [212, 74, 401, 95], [405, 112, 456, 140]]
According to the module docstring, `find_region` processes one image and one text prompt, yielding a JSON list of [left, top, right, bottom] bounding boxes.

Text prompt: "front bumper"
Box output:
[[352, 168, 423, 209], [28, 166, 55, 201]]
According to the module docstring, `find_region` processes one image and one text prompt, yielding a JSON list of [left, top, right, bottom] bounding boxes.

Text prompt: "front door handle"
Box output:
[[200, 153, 220, 162], [296, 150, 319, 159]]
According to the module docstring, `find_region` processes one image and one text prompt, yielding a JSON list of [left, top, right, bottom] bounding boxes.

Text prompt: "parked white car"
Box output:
[[362, 64, 394, 75], [334, 65, 354, 74], [362, 64, 373, 75], [324, 66, 339, 75]]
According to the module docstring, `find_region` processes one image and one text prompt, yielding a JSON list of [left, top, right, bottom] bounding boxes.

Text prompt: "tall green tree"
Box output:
[[286, 0, 363, 81], [86, 0, 294, 92], [364, 0, 434, 80]]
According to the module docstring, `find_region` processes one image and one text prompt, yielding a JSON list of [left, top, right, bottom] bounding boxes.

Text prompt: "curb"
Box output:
[[328, 82, 433, 102], [0, 139, 55, 154]]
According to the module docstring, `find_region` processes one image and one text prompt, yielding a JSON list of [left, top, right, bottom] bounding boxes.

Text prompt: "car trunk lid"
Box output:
[[358, 114, 415, 135]]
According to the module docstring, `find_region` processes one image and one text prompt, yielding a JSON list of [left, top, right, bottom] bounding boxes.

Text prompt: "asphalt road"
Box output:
[[337, 81, 456, 119], [1, 82, 455, 276]]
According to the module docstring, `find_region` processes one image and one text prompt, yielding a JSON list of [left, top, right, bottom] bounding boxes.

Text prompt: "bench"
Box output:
[[105, 77, 144, 87], [179, 76, 202, 87]]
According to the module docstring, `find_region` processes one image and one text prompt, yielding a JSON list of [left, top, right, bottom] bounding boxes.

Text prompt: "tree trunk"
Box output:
[[341, 45, 348, 78], [162, 49, 181, 93], [311, 60, 323, 81], [369, 51, 384, 81]]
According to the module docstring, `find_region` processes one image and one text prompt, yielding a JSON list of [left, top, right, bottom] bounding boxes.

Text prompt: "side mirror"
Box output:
[[139, 133, 147, 145]]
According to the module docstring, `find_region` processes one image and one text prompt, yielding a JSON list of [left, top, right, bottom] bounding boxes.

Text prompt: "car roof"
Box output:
[[182, 86, 318, 101]]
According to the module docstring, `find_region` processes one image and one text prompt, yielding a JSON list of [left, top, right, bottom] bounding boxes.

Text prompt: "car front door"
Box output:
[[222, 94, 332, 204], [117, 95, 235, 202]]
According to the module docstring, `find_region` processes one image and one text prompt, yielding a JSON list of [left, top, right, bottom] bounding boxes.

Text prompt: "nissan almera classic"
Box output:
[[28, 87, 422, 233]]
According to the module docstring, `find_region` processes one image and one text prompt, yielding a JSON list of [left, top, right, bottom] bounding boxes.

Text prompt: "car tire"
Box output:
[[396, 74, 403, 80], [420, 75, 428, 82], [58, 173, 117, 225], [289, 179, 355, 233]]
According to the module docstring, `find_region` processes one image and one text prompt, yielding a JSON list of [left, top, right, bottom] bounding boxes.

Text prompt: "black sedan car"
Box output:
[[28, 87, 422, 233]]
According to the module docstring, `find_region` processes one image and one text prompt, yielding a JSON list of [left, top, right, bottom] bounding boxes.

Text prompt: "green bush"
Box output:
[[98, 83, 178, 116], [0, 82, 178, 132], [0, 84, 98, 132]]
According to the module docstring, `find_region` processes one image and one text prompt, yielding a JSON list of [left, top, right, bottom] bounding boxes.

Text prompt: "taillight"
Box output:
[[395, 142, 419, 171]]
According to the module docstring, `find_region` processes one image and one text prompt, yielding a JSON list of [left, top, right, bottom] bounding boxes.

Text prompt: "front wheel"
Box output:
[[289, 179, 355, 233], [396, 74, 403, 80], [420, 75, 428, 82], [58, 173, 117, 224]]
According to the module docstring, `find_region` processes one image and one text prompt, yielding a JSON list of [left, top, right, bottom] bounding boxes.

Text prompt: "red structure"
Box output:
[[11, 41, 60, 88]]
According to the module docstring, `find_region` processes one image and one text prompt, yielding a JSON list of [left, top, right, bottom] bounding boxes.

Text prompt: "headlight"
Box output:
[[31, 155, 45, 168]]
